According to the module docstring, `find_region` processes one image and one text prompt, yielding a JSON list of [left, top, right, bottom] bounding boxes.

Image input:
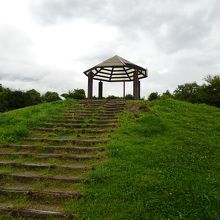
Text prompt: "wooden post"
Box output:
[[133, 69, 139, 100], [138, 81, 141, 99], [123, 81, 125, 98], [88, 72, 93, 99], [98, 81, 103, 99]]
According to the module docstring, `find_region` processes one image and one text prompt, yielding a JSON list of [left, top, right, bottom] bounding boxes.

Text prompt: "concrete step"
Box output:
[[0, 152, 100, 160], [0, 187, 82, 199], [0, 172, 83, 183], [0, 161, 93, 171], [0, 144, 105, 152], [0, 206, 76, 219], [25, 137, 108, 145]]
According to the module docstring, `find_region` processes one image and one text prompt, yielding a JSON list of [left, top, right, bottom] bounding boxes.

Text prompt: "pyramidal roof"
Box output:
[[84, 55, 148, 82], [96, 55, 135, 67]]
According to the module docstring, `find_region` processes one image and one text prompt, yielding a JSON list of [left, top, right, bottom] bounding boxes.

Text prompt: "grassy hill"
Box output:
[[73, 98, 220, 219], [0, 99, 75, 144], [0, 98, 219, 219]]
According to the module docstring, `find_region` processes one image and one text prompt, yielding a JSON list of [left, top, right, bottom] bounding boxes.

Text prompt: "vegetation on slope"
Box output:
[[72, 98, 220, 219], [0, 99, 75, 144], [148, 75, 220, 107]]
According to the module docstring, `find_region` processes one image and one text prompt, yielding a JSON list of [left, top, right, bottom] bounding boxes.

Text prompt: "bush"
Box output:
[[70, 89, 86, 99], [173, 82, 200, 103], [148, 92, 160, 101], [107, 95, 120, 100], [172, 75, 220, 107], [42, 91, 61, 102], [62, 89, 86, 100], [25, 89, 41, 106], [125, 94, 134, 100]]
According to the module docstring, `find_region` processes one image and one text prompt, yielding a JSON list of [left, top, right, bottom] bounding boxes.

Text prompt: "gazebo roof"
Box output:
[[84, 55, 148, 82]]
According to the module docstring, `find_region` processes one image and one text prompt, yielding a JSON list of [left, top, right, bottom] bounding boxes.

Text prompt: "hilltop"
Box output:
[[0, 98, 219, 219]]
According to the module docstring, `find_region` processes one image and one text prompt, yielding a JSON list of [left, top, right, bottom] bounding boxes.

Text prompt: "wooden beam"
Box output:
[[123, 67, 132, 80], [98, 81, 103, 99], [133, 69, 139, 100], [88, 72, 93, 99], [109, 67, 114, 81], [123, 81, 125, 98], [94, 68, 103, 76], [138, 81, 140, 99]]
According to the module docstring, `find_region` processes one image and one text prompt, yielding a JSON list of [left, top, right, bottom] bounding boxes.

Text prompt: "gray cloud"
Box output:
[[0, 0, 220, 97], [32, 0, 219, 53]]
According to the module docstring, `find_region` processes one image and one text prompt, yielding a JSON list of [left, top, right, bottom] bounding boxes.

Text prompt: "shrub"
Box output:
[[62, 89, 86, 100], [107, 95, 120, 100], [42, 91, 61, 102], [125, 94, 134, 100], [148, 92, 160, 101], [25, 89, 41, 106]]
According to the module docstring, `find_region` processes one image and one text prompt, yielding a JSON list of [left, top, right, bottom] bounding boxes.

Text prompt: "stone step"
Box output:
[[0, 152, 100, 160], [105, 105, 126, 107], [64, 110, 99, 114], [64, 111, 94, 115], [0, 144, 105, 152], [25, 137, 108, 145], [65, 107, 100, 110], [31, 127, 113, 133], [0, 173, 83, 183], [98, 113, 119, 116], [0, 206, 76, 219], [104, 106, 124, 110], [52, 115, 117, 120], [46, 119, 118, 124], [42, 122, 116, 128], [0, 161, 93, 171], [0, 187, 81, 199]]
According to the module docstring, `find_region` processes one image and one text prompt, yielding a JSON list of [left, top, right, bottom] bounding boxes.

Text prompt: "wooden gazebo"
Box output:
[[84, 55, 148, 100]]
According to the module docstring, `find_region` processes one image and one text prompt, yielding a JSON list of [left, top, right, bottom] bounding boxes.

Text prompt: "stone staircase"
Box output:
[[0, 99, 126, 219]]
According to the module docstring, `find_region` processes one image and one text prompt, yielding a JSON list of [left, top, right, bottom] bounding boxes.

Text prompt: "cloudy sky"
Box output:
[[0, 0, 219, 98]]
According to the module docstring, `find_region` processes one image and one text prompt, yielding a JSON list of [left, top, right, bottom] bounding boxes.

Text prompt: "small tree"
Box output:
[[7, 90, 26, 110], [148, 92, 160, 101], [42, 91, 61, 102], [200, 75, 220, 107]]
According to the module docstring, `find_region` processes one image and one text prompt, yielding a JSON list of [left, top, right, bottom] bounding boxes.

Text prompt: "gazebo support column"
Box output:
[[138, 81, 141, 99], [133, 70, 139, 100], [98, 81, 103, 99], [123, 81, 125, 98], [88, 72, 93, 99]]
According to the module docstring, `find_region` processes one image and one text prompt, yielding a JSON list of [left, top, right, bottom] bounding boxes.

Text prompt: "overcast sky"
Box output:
[[0, 0, 219, 98]]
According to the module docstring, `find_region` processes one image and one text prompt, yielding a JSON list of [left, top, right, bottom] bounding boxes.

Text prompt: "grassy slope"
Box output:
[[73, 98, 220, 220], [0, 99, 75, 144]]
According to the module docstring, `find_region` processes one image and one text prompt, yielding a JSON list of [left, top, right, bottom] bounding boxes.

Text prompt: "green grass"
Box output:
[[71, 98, 220, 219], [0, 100, 76, 144]]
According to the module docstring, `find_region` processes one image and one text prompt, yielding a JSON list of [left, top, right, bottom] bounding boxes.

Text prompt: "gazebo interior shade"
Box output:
[[84, 55, 148, 82]]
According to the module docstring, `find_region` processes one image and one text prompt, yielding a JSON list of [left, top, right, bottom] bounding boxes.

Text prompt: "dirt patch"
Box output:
[[127, 102, 150, 117]]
